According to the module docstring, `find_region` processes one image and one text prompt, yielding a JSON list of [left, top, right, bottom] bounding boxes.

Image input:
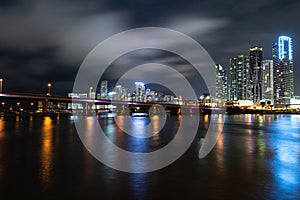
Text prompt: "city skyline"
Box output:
[[0, 0, 299, 96], [0, 34, 297, 103], [1, 2, 300, 199]]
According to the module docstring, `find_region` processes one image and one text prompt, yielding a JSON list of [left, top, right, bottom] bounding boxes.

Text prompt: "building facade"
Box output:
[[134, 82, 145, 102], [272, 36, 294, 104], [249, 47, 263, 104], [229, 55, 251, 101], [100, 80, 108, 99], [215, 64, 228, 101], [262, 60, 274, 103]]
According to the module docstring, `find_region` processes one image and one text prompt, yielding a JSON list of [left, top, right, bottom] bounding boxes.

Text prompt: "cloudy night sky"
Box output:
[[0, 0, 299, 96]]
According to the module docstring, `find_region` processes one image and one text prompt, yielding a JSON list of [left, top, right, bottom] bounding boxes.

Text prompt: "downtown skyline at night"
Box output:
[[0, 1, 300, 200], [0, 0, 299, 97]]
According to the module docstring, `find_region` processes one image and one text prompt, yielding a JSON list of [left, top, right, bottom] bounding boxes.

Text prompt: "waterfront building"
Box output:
[[290, 96, 300, 109], [215, 64, 228, 102], [68, 93, 88, 99], [114, 84, 123, 100], [89, 87, 96, 99], [134, 82, 145, 102], [249, 47, 263, 104], [100, 80, 108, 99], [112, 84, 128, 101], [67, 93, 88, 109], [262, 60, 274, 103], [272, 36, 294, 104], [229, 55, 251, 101]]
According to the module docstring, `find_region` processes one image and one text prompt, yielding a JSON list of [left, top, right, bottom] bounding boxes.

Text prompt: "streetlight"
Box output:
[[47, 83, 52, 95], [17, 102, 20, 111], [0, 78, 3, 93], [1, 102, 5, 110]]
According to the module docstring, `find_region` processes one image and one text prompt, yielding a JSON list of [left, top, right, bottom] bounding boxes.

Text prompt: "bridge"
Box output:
[[2, 92, 298, 115], [0, 92, 215, 115]]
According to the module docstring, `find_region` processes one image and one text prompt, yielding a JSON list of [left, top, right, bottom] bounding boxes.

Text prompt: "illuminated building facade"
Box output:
[[249, 47, 263, 104], [262, 60, 274, 103], [272, 36, 294, 104], [229, 55, 251, 101], [100, 80, 108, 99], [215, 64, 228, 101], [135, 82, 145, 102]]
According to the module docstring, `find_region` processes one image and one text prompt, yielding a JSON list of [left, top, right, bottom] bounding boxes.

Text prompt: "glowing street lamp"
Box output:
[[47, 83, 52, 95]]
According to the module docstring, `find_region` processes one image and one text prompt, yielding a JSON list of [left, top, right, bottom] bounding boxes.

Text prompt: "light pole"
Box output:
[[47, 83, 52, 95], [0, 78, 3, 93], [1, 102, 5, 111]]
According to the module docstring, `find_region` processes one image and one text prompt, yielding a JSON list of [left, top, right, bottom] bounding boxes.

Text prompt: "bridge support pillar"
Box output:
[[42, 99, 48, 114], [81, 102, 87, 115], [82, 102, 95, 115]]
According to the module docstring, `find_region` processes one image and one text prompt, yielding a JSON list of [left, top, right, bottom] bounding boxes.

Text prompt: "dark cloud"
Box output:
[[0, 0, 299, 95], [100, 49, 208, 97]]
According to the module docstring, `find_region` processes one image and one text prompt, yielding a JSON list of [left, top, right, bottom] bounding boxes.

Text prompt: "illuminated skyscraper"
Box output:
[[229, 55, 251, 101], [272, 36, 294, 104], [262, 60, 274, 103], [100, 80, 108, 99], [134, 82, 145, 102], [249, 47, 263, 104], [215, 64, 228, 101], [114, 84, 123, 100]]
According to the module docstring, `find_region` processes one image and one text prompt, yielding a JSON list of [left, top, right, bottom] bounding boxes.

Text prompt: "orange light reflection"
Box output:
[[40, 116, 53, 184]]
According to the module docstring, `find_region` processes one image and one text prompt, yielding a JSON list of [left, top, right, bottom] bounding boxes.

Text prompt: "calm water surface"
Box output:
[[0, 114, 299, 200]]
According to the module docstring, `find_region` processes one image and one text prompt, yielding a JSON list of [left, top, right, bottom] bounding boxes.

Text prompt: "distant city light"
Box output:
[[134, 82, 145, 87]]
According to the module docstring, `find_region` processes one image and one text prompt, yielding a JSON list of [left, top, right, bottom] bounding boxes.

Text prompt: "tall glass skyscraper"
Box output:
[[229, 55, 251, 101], [262, 60, 274, 103], [100, 80, 108, 99], [215, 64, 228, 101], [272, 36, 294, 104], [135, 82, 145, 102], [249, 47, 263, 104]]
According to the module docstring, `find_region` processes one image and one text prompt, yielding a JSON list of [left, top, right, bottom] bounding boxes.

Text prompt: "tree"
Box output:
[[267, 100, 271, 110], [260, 102, 266, 110]]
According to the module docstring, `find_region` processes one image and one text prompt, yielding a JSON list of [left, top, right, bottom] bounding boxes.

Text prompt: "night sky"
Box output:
[[0, 0, 299, 96]]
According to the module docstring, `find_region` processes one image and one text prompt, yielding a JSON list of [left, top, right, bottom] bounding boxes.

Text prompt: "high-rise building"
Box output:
[[89, 87, 96, 99], [262, 60, 274, 103], [215, 64, 228, 101], [134, 82, 145, 102], [114, 84, 123, 100], [100, 80, 108, 99], [249, 47, 263, 104], [229, 55, 251, 101], [272, 36, 294, 104]]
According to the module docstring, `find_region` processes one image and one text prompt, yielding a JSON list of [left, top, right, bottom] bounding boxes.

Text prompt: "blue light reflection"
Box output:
[[269, 115, 300, 199]]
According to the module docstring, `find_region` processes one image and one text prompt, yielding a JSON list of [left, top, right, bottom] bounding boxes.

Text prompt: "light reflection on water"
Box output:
[[128, 173, 149, 200], [0, 117, 4, 141], [40, 116, 54, 185], [224, 114, 300, 199], [0, 114, 299, 199], [268, 115, 300, 199], [0, 118, 4, 177]]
